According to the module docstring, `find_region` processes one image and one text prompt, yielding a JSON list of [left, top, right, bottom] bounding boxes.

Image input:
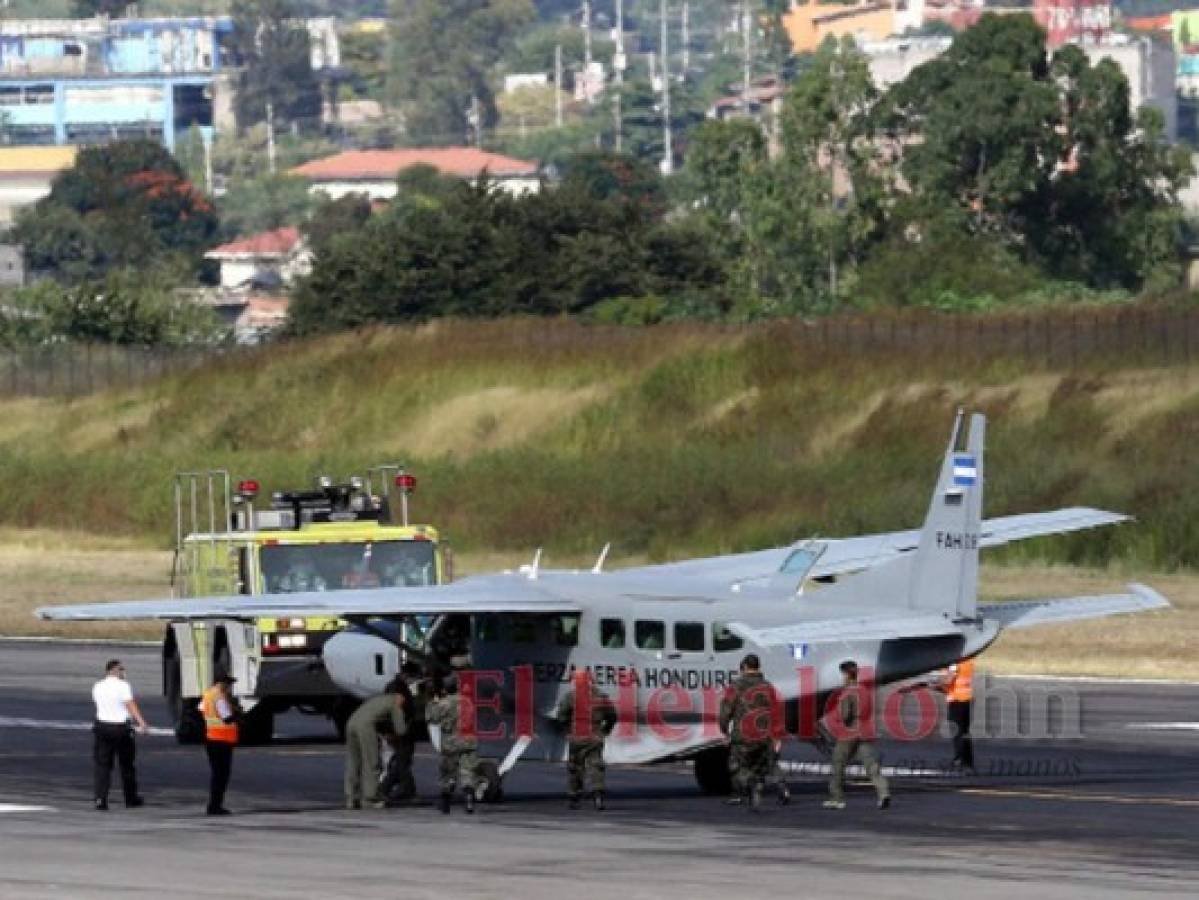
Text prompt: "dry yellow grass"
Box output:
[[393, 384, 610, 458], [1, 535, 1190, 678]]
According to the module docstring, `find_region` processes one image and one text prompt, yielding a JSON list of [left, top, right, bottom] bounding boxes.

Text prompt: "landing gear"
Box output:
[[694, 746, 733, 796]]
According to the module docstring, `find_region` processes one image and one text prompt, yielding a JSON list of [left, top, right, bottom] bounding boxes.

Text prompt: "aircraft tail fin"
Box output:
[[906, 410, 985, 618]]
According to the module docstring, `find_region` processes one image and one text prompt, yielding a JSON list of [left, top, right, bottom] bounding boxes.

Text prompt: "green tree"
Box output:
[[882, 14, 1191, 290], [72, 0, 131, 15], [229, 0, 323, 131], [216, 174, 314, 238], [9, 139, 217, 282], [389, 0, 535, 144], [2, 267, 225, 347]]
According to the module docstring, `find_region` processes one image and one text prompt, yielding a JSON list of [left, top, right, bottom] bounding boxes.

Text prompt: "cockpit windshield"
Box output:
[[260, 541, 436, 593]]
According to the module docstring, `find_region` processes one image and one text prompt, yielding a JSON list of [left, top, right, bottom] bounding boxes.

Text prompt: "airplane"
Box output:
[[38, 411, 1168, 797]]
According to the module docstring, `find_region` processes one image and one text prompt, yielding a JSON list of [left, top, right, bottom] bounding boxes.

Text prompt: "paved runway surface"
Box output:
[[0, 640, 1197, 899]]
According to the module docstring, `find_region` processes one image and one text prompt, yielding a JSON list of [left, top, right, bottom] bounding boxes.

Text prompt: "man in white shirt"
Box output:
[[92, 659, 148, 811]]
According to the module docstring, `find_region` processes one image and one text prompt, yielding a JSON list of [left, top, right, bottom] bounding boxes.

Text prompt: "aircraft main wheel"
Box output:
[[694, 746, 732, 796], [166, 651, 203, 745], [475, 759, 504, 803]]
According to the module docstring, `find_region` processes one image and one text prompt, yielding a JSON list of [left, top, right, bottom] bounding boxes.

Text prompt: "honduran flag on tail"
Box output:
[[952, 454, 978, 486]]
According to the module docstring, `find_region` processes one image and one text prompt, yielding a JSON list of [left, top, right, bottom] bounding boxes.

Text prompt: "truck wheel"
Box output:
[[474, 759, 503, 803], [694, 746, 732, 796], [240, 705, 275, 745], [166, 652, 204, 745]]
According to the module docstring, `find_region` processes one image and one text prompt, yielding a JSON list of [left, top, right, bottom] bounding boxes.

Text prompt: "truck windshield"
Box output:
[[260, 541, 436, 593]]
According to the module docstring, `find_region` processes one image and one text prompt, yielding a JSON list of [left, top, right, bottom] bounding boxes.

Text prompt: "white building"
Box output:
[[204, 226, 311, 290], [290, 148, 542, 201]]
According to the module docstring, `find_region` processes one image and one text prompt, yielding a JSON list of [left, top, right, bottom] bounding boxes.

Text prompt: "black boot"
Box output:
[[593, 791, 605, 812], [439, 792, 451, 814]]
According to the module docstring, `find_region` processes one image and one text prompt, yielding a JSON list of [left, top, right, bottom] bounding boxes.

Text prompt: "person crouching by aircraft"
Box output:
[[344, 678, 409, 810], [824, 660, 890, 811], [937, 659, 976, 774], [554, 669, 618, 811], [719, 653, 780, 810], [426, 674, 479, 814], [199, 670, 242, 816]]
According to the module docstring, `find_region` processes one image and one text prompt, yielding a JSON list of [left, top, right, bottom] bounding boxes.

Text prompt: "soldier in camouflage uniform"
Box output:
[[824, 660, 891, 810], [426, 675, 479, 814], [554, 670, 618, 810], [719, 654, 779, 810]]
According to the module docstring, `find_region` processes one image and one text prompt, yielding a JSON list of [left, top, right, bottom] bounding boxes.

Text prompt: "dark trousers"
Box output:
[[948, 701, 974, 768], [205, 741, 235, 811], [93, 722, 138, 804]]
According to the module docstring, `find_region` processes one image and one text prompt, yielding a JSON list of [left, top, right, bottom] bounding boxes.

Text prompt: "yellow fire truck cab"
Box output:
[[165, 467, 448, 743]]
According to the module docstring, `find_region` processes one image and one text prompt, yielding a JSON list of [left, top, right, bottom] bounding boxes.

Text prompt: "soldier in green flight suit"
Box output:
[[426, 674, 479, 814], [554, 669, 618, 810], [824, 659, 891, 811], [344, 679, 409, 810], [719, 653, 779, 810]]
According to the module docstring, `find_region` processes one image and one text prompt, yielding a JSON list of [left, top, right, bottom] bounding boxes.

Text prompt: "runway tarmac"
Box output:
[[0, 640, 1197, 899]]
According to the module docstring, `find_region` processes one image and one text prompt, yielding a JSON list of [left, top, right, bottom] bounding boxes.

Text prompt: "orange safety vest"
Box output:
[[200, 686, 239, 744], [945, 660, 975, 703]]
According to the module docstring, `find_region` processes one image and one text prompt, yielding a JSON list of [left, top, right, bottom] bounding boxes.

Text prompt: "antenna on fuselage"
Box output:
[[518, 548, 542, 580], [591, 542, 611, 574]]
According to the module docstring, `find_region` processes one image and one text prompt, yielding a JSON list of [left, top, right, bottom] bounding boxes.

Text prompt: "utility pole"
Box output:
[[265, 100, 277, 175], [583, 0, 592, 70], [742, 0, 752, 112], [681, 2, 690, 77], [554, 44, 564, 127], [613, 0, 625, 152], [470, 95, 482, 148], [660, 0, 672, 174]]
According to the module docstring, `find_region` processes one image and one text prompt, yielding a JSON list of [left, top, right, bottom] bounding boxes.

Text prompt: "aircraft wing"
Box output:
[[979, 583, 1169, 630], [625, 508, 1129, 583], [726, 613, 965, 648], [35, 574, 578, 622]]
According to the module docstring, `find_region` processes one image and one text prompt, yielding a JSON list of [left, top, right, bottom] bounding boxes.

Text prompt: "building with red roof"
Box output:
[[289, 147, 541, 200], [205, 225, 311, 290]]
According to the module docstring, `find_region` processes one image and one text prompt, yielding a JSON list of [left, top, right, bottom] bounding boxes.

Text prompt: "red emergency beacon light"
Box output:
[[238, 479, 261, 499], [395, 473, 417, 493]]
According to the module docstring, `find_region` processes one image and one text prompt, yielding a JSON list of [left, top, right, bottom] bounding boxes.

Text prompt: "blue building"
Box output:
[[0, 16, 339, 151]]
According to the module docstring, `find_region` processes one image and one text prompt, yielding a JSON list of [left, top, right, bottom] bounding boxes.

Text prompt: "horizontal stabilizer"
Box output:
[[727, 613, 964, 648], [980, 584, 1169, 630]]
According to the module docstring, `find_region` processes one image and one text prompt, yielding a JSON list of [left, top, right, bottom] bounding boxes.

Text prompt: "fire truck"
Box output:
[[165, 466, 449, 744]]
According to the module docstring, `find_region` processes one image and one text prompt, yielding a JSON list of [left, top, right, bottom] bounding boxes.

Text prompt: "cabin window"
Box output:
[[600, 618, 625, 649], [475, 614, 501, 643], [553, 614, 579, 647], [713, 623, 743, 653], [674, 621, 705, 653], [635, 620, 665, 651], [509, 616, 537, 644]]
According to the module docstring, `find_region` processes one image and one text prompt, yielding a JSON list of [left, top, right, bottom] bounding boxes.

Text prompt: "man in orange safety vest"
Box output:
[[199, 670, 241, 815], [938, 659, 976, 773]]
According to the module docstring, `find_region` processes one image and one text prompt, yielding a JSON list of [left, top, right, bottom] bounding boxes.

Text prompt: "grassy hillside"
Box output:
[[2, 318, 1199, 571]]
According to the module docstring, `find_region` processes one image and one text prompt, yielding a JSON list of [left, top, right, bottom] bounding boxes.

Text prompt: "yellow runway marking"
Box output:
[[959, 787, 1199, 808]]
